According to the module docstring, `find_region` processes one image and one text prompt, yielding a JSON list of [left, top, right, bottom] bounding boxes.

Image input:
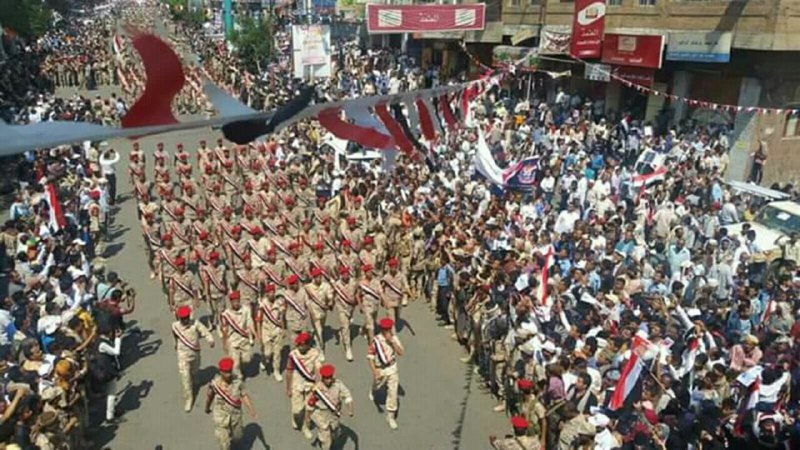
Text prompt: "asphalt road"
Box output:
[[78, 118, 511, 450]]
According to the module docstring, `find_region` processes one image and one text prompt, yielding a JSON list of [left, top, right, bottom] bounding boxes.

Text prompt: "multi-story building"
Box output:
[[478, 0, 800, 184]]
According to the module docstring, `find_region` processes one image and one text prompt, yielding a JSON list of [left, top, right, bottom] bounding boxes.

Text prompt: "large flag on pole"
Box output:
[[473, 130, 505, 186]]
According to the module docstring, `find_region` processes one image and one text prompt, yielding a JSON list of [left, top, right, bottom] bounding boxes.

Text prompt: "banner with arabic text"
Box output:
[[366, 4, 486, 34]]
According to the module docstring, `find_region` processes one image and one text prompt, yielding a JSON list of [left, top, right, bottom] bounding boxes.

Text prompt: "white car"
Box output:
[[724, 200, 800, 263], [319, 134, 384, 173]]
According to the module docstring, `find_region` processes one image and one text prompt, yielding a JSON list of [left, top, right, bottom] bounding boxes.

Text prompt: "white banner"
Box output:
[[292, 25, 332, 79], [584, 63, 611, 82]]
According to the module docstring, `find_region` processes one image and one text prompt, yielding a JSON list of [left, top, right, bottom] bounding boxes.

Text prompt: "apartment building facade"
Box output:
[[481, 0, 800, 183]]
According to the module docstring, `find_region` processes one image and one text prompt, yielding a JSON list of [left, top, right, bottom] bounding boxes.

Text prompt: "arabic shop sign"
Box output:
[[666, 31, 732, 63], [366, 4, 486, 34]]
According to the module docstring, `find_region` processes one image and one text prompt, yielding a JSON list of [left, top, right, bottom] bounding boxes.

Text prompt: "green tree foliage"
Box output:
[[229, 15, 273, 74], [0, 0, 53, 39]]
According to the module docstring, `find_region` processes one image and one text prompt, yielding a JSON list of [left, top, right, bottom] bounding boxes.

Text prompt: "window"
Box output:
[[528, 0, 541, 5], [784, 114, 800, 138], [509, 0, 520, 6], [639, 0, 656, 5], [608, 0, 622, 5]]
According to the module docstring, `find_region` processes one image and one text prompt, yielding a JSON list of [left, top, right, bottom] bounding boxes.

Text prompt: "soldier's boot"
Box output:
[[345, 346, 353, 362], [386, 412, 398, 430], [291, 414, 300, 430], [184, 396, 192, 412]]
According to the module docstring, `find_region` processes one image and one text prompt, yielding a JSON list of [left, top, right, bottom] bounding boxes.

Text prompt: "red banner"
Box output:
[[613, 66, 655, 87], [366, 4, 486, 34], [570, 0, 606, 58], [602, 34, 665, 69]]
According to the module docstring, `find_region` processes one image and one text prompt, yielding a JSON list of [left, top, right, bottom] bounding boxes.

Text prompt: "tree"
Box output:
[[229, 15, 274, 74], [0, 0, 53, 39]]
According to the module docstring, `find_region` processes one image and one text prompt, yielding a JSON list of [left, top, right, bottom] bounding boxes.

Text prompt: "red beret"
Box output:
[[264, 283, 276, 293], [510, 416, 528, 429], [517, 379, 534, 391], [346, 217, 356, 225], [177, 143, 184, 149], [284, 196, 295, 206], [286, 274, 299, 285], [387, 258, 399, 267], [218, 357, 234, 373], [89, 191, 101, 200], [313, 242, 324, 251], [209, 251, 220, 260], [379, 317, 394, 330], [161, 233, 173, 242], [229, 291, 240, 301], [174, 206, 184, 216], [266, 247, 277, 256], [231, 225, 242, 235], [223, 160, 233, 168], [338, 266, 350, 275], [363, 236, 374, 245], [319, 364, 335, 378], [294, 332, 311, 345], [341, 239, 352, 248], [243, 205, 254, 214], [289, 241, 300, 251], [176, 306, 191, 319], [362, 264, 373, 273], [310, 267, 323, 277], [174, 256, 186, 267], [198, 231, 209, 240], [244, 180, 253, 190], [250, 227, 264, 236]]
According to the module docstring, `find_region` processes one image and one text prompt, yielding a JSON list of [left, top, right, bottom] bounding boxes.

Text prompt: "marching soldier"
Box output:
[[154, 142, 169, 167], [489, 416, 541, 450], [367, 317, 404, 430], [281, 274, 310, 338], [234, 255, 262, 307], [308, 241, 336, 278], [358, 264, 382, 341], [303, 364, 354, 449], [225, 226, 250, 272], [381, 258, 409, 327], [160, 190, 182, 224], [396, 226, 414, 275], [247, 227, 273, 270], [156, 234, 182, 289], [175, 148, 193, 181], [191, 208, 212, 242], [305, 267, 332, 351], [285, 332, 324, 434], [201, 251, 229, 330], [332, 265, 358, 361], [207, 185, 231, 222], [141, 212, 161, 279], [281, 196, 303, 231], [261, 246, 286, 287], [359, 236, 379, 274], [255, 283, 286, 381], [240, 206, 261, 235], [271, 222, 294, 257], [133, 173, 153, 205], [205, 357, 257, 450], [515, 379, 546, 440], [181, 183, 203, 221], [220, 160, 240, 201], [169, 208, 193, 254], [129, 149, 146, 186], [221, 291, 256, 376], [333, 240, 358, 277], [168, 256, 197, 312], [284, 241, 309, 284], [172, 306, 215, 412], [241, 181, 260, 216], [197, 139, 211, 165]]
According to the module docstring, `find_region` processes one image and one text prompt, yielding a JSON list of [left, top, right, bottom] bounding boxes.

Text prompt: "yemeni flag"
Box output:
[[44, 183, 67, 233], [734, 366, 762, 436], [608, 336, 649, 410]]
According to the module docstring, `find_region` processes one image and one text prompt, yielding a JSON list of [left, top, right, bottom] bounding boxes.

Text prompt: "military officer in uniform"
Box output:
[[367, 317, 404, 429], [358, 264, 382, 341], [201, 251, 229, 331], [281, 274, 310, 338], [205, 357, 257, 450], [255, 283, 285, 381], [332, 265, 358, 361], [285, 332, 324, 434], [168, 256, 197, 312], [303, 364, 354, 449], [305, 267, 332, 352], [221, 291, 256, 377], [489, 416, 541, 450], [172, 306, 215, 412], [381, 258, 409, 328]]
